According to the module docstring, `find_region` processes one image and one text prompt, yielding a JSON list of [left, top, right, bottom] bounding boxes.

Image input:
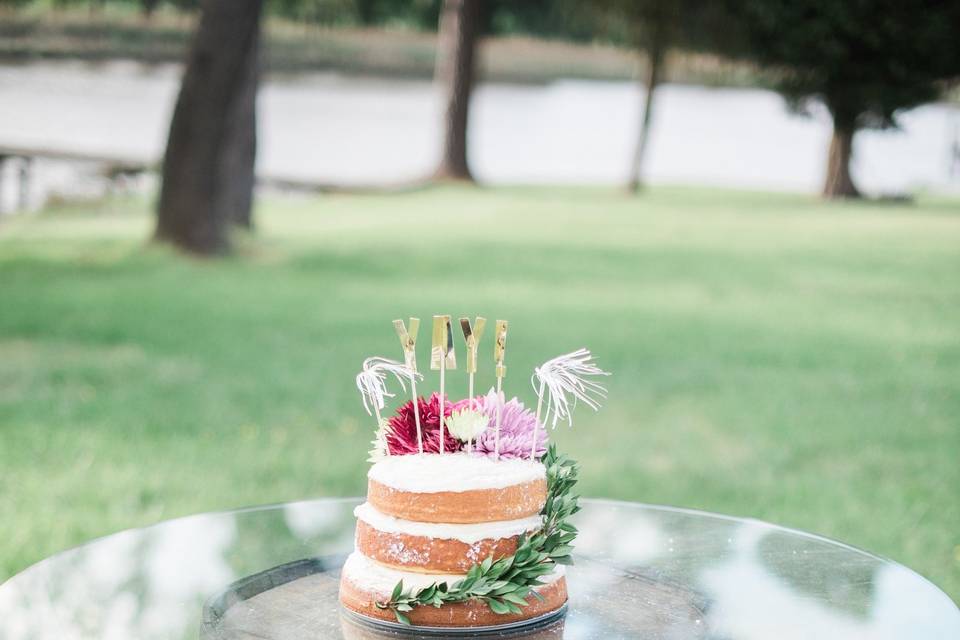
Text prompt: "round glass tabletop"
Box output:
[[0, 498, 956, 639]]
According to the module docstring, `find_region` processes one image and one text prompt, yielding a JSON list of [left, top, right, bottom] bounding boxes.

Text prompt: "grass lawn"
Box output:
[[0, 186, 958, 602]]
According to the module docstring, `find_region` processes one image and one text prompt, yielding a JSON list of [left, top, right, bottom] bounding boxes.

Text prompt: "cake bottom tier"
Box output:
[[339, 552, 567, 628]]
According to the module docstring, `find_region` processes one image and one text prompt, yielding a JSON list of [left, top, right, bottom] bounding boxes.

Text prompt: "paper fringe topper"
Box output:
[[531, 348, 610, 428], [355, 357, 420, 416]]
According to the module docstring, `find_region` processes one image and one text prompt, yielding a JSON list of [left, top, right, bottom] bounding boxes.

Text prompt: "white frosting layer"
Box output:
[[368, 453, 546, 493], [355, 502, 543, 543], [342, 552, 564, 596]]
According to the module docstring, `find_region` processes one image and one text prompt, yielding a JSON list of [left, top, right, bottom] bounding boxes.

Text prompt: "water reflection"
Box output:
[[1, 61, 958, 210], [0, 499, 956, 640]]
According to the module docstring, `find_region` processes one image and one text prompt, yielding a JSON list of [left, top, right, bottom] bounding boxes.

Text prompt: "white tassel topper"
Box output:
[[355, 356, 420, 418], [529, 348, 610, 459]]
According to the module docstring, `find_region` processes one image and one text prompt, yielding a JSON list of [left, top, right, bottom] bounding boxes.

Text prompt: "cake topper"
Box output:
[[393, 318, 424, 453], [363, 315, 610, 462], [531, 348, 609, 459], [459, 316, 486, 451], [355, 357, 420, 456], [431, 315, 456, 454], [493, 319, 508, 458]]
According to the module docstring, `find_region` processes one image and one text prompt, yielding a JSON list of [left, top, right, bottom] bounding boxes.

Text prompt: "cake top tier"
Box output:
[[368, 452, 545, 493]]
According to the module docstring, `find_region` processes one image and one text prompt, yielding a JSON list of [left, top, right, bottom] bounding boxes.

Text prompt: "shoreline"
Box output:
[[0, 9, 764, 87]]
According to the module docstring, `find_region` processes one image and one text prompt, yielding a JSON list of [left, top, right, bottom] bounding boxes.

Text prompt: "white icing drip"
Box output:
[[368, 452, 545, 493], [355, 503, 543, 543], [342, 552, 564, 596]]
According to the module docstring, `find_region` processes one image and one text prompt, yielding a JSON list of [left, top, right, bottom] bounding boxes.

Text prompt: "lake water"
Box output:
[[1, 60, 958, 211]]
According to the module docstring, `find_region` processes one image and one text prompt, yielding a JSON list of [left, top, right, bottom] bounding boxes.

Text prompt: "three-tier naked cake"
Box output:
[[340, 316, 608, 630]]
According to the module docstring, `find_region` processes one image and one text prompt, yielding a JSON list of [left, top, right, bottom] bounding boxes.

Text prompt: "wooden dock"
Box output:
[[0, 144, 154, 213], [0, 144, 426, 214]]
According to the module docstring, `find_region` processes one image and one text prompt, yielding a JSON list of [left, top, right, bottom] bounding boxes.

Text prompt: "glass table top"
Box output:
[[0, 498, 956, 639]]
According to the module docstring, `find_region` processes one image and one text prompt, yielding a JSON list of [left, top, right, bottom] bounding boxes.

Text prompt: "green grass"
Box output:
[[0, 186, 958, 602]]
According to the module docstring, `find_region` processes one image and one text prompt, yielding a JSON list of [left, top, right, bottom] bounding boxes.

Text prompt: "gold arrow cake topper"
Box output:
[[459, 316, 486, 375], [431, 315, 455, 454], [393, 317, 420, 372], [431, 315, 456, 371], [394, 318, 423, 453]]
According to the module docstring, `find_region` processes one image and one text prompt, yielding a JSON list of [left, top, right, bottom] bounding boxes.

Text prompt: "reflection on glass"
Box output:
[[339, 612, 567, 639], [0, 499, 956, 640], [0, 514, 235, 640], [700, 520, 960, 640]]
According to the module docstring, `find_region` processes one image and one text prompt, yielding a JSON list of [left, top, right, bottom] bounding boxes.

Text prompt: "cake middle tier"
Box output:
[[367, 452, 547, 523], [355, 502, 543, 573]]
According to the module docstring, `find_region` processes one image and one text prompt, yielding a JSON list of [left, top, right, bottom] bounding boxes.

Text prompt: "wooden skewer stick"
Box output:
[[493, 320, 508, 459], [531, 377, 547, 460], [460, 316, 486, 454], [439, 360, 446, 453], [431, 315, 456, 455]]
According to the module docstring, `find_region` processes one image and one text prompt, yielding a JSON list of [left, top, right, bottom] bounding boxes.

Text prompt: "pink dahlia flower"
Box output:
[[467, 389, 548, 460], [386, 393, 461, 455]]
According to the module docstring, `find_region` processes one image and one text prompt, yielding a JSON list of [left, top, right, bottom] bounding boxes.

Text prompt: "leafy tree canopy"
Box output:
[[729, 0, 960, 129]]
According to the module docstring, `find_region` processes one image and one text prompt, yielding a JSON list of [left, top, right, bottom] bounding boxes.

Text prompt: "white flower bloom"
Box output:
[[445, 408, 489, 442], [367, 418, 390, 463]]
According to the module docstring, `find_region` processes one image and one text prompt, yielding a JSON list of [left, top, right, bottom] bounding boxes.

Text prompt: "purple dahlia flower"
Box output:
[[457, 389, 547, 460]]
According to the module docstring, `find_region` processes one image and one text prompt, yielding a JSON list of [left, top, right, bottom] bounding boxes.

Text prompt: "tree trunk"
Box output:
[[155, 0, 263, 254], [434, 0, 479, 182], [141, 0, 160, 19], [356, 0, 376, 25], [822, 122, 860, 199], [626, 36, 665, 194], [221, 59, 258, 230]]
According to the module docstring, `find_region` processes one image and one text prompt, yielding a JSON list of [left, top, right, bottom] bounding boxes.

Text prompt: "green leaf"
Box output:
[[390, 580, 404, 602], [481, 555, 493, 573], [504, 601, 524, 614], [501, 591, 530, 605], [487, 599, 512, 615], [395, 610, 411, 625]]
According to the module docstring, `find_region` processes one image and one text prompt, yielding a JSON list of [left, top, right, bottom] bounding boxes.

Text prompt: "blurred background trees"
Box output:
[[433, 0, 479, 182], [1, 0, 958, 247], [591, 0, 743, 193], [155, 0, 263, 254], [592, 0, 682, 193], [728, 0, 960, 199]]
